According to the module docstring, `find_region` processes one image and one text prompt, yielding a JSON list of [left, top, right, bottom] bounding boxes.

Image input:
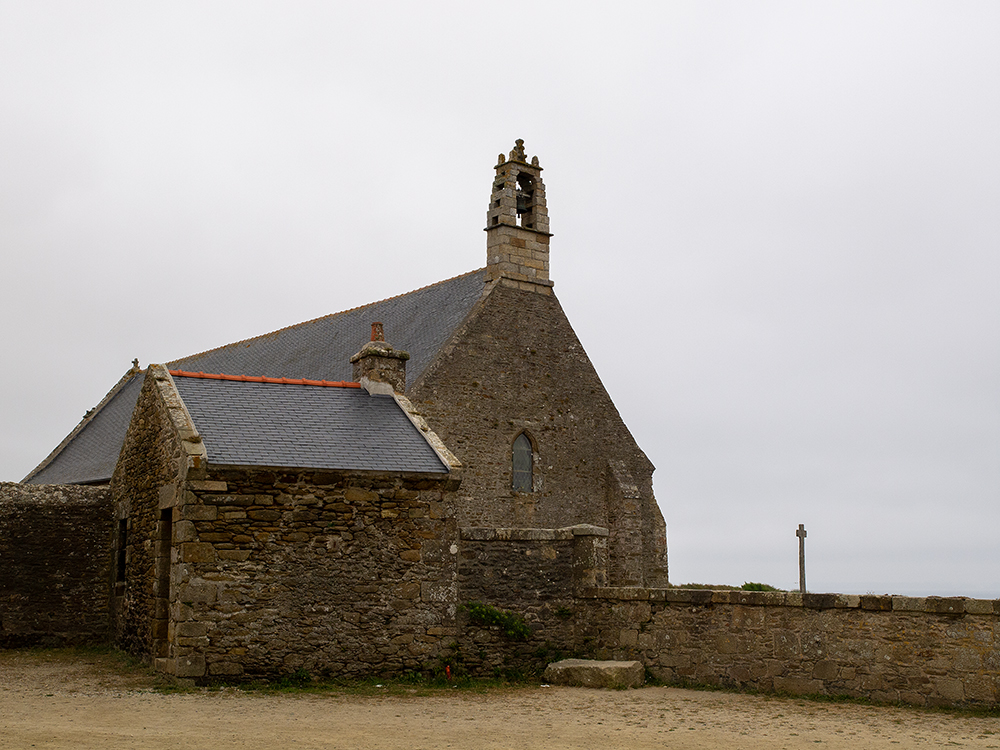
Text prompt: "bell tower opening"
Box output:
[[515, 173, 534, 228]]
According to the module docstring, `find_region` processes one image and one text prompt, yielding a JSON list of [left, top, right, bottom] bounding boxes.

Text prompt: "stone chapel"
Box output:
[[5, 143, 997, 708], [7, 140, 668, 679]]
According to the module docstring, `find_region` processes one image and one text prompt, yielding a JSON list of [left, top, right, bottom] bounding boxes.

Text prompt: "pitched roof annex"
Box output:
[[24, 269, 486, 484], [172, 373, 449, 474]]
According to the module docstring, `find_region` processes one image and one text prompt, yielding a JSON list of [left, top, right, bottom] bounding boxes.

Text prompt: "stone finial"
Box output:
[[350, 325, 410, 394], [131, 358, 140, 372], [509, 138, 527, 163], [531, 155, 539, 167], [497, 153, 506, 165]]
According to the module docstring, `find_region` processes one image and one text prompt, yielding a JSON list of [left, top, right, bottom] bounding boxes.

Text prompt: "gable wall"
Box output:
[[109, 371, 187, 656], [409, 281, 667, 586], [0, 482, 111, 646]]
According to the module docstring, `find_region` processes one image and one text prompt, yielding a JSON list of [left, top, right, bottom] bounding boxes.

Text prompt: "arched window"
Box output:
[[512, 433, 533, 492]]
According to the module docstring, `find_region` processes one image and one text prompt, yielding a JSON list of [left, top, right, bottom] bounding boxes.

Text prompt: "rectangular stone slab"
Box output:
[[543, 658, 645, 688]]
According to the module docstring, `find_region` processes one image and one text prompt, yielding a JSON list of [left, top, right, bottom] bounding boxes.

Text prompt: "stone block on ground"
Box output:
[[543, 658, 645, 688]]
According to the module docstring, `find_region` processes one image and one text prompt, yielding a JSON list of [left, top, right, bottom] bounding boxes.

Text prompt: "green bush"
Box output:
[[462, 601, 531, 641], [741, 582, 783, 592]]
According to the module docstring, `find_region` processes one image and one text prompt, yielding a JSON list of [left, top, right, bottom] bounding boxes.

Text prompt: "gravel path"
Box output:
[[2, 650, 999, 749]]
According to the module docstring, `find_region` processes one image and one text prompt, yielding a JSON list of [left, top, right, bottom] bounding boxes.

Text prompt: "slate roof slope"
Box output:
[[24, 372, 143, 485], [173, 374, 448, 474], [24, 269, 486, 484], [169, 268, 487, 382]]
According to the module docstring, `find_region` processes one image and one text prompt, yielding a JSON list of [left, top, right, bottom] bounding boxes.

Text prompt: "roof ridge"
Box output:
[[166, 268, 486, 367], [169, 370, 361, 388]]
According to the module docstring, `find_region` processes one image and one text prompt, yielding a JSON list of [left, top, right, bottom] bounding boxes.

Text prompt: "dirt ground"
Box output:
[[2, 651, 1000, 749]]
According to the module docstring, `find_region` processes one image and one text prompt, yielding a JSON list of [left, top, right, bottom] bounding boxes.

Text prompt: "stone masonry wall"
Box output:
[[448, 525, 608, 678], [0, 482, 112, 646], [443, 529, 1000, 708], [575, 588, 1000, 708], [409, 280, 667, 587], [165, 467, 459, 680], [485, 226, 553, 290]]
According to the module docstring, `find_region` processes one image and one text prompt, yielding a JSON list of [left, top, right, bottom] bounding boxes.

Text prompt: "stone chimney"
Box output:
[[350, 322, 410, 394], [485, 139, 554, 294]]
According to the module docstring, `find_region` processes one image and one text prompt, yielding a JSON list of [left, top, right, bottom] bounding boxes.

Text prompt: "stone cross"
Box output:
[[796, 523, 807, 594]]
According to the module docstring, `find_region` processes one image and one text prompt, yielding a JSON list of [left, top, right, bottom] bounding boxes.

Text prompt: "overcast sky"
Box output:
[[2, 2, 997, 597]]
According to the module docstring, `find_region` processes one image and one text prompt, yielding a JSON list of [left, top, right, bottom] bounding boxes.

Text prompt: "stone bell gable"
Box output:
[[409, 140, 668, 587], [485, 139, 553, 293]]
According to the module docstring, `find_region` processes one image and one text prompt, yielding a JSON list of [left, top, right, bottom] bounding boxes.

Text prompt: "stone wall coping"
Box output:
[[149, 364, 208, 478], [576, 586, 1000, 614], [569, 524, 610, 537], [461, 524, 609, 542], [0, 482, 109, 506]]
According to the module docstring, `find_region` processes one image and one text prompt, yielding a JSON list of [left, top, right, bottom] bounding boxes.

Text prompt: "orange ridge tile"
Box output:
[[168, 370, 361, 388]]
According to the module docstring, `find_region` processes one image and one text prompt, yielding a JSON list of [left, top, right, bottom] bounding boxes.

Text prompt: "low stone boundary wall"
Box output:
[[577, 588, 1000, 707], [457, 531, 1000, 707], [0, 482, 112, 646], [3, 497, 996, 709]]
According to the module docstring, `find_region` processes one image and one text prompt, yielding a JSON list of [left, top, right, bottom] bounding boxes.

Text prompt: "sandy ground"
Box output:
[[2, 651, 1000, 749]]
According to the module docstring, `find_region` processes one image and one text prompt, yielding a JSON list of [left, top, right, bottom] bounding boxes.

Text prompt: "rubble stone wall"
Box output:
[[444, 530, 1000, 708], [166, 467, 460, 680], [0, 482, 111, 646], [576, 588, 1000, 708], [409, 281, 667, 587], [453, 527, 583, 676]]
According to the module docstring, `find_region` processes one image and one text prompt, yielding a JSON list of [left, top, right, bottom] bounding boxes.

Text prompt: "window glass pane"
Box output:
[[512, 433, 532, 492]]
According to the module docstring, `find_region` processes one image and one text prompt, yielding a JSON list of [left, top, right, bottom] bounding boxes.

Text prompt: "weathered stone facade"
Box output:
[[165, 468, 458, 678], [399, 140, 667, 588], [0, 482, 111, 646], [579, 589, 1000, 707], [6, 462, 1000, 708], [106, 364, 464, 680], [409, 280, 667, 587]]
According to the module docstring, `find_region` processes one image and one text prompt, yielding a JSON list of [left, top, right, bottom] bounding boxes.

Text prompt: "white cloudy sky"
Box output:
[[2, 2, 997, 597]]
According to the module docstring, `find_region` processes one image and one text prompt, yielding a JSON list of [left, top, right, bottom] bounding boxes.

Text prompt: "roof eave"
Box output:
[[199, 463, 457, 488]]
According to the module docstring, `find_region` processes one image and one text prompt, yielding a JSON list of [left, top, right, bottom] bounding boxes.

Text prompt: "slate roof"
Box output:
[[173, 374, 448, 474], [25, 373, 143, 485], [168, 268, 486, 382], [24, 269, 485, 484]]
